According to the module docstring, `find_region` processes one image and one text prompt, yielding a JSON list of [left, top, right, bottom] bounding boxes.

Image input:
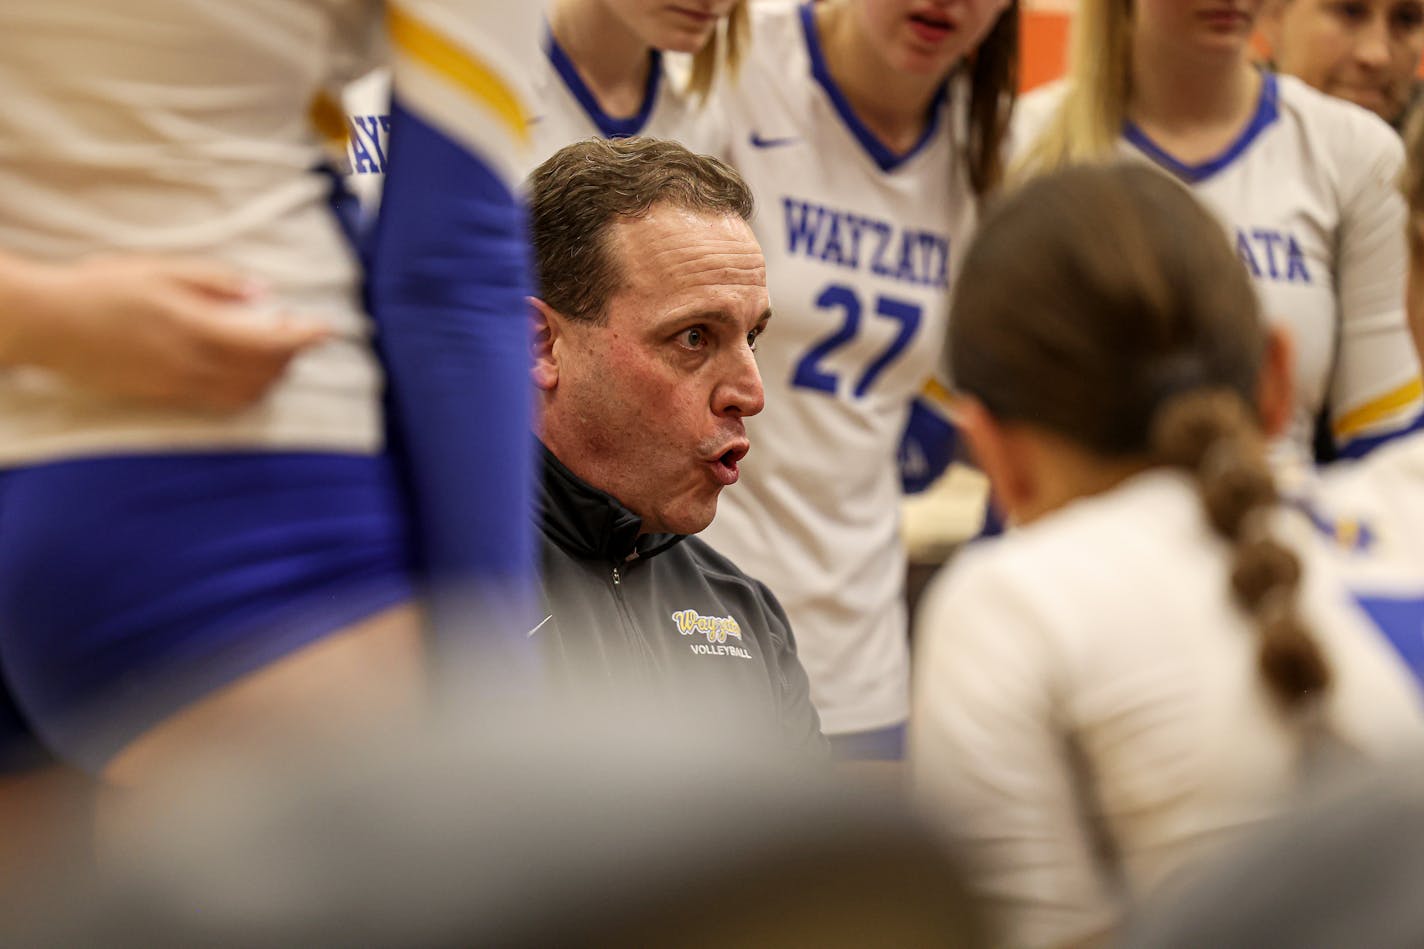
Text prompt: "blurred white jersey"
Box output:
[[531, 34, 722, 162], [342, 31, 723, 220], [1015, 74, 1423, 463], [1306, 432, 1424, 682], [343, 68, 394, 217], [0, 0, 538, 465], [699, 2, 975, 735], [911, 470, 1424, 947], [1309, 432, 1424, 567]]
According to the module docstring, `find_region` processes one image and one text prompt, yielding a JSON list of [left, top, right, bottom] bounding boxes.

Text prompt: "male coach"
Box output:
[[526, 137, 823, 751]]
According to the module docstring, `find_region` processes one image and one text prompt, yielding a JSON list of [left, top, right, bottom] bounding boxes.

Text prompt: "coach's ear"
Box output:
[[529, 297, 563, 392]]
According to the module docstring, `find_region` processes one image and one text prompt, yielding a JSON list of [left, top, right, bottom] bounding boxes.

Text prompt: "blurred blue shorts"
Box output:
[[0, 451, 414, 775]]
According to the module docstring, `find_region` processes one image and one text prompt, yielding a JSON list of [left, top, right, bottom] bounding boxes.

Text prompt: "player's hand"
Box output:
[[4, 254, 331, 411]]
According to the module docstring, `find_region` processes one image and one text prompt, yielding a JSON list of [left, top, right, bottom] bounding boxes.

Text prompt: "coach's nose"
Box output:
[[714, 344, 765, 419]]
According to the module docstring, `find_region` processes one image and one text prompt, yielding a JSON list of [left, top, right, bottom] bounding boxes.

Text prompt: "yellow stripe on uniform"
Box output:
[[387, 4, 531, 145], [1333, 377, 1424, 442], [308, 90, 350, 148], [921, 377, 961, 414]]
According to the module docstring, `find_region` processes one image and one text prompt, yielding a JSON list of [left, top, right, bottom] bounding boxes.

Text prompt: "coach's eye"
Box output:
[[747, 327, 763, 352], [677, 327, 706, 350]]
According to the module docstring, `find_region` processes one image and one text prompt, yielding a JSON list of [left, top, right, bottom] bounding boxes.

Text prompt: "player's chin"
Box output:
[[893, 45, 963, 79], [655, 18, 718, 53], [664, 37, 715, 55]]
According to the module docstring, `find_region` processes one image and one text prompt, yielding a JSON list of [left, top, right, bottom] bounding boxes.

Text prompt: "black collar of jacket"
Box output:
[[538, 442, 687, 564]]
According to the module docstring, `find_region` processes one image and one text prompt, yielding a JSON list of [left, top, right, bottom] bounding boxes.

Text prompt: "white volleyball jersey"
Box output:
[[530, 33, 723, 163], [1306, 433, 1424, 684], [343, 28, 723, 222], [911, 470, 1424, 948], [699, 2, 976, 734], [343, 68, 394, 219], [1014, 73, 1424, 464], [1310, 430, 1424, 567], [0, 0, 539, 466]]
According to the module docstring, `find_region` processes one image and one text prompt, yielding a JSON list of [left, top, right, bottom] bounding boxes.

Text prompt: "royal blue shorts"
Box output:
[[0, 451, 415, 775]]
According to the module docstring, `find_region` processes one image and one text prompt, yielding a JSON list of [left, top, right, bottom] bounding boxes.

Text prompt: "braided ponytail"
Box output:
[[1151, 392, 1331, 712]]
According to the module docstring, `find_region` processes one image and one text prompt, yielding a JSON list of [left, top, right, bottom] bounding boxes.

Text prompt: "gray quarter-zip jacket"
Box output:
[[535, 444, 825, 753]]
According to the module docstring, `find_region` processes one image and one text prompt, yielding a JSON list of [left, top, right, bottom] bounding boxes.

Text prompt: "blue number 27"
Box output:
[[791, 284, 923, 398]]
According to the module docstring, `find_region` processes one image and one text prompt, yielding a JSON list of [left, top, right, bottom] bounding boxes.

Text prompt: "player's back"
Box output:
[[912, 469, 1424, 946]]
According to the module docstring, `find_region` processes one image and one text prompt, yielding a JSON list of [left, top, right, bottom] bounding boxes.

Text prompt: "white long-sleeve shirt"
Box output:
[[911, 470, 1424, 947]]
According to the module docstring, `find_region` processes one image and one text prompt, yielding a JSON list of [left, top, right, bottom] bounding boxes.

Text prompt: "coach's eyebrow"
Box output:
[[675, 308, 749, 328]]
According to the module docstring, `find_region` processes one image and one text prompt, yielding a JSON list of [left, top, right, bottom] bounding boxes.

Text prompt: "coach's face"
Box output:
[[534, 204, 770, 535]]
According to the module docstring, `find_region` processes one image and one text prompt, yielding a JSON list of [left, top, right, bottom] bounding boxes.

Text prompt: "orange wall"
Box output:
[[1021, 10, 1071, 92]]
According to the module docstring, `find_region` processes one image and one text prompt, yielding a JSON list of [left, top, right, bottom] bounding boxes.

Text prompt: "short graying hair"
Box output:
[[528, 136, 755, 324]]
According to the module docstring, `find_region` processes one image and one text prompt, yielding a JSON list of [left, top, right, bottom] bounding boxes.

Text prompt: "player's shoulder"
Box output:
[[716, 2, 812, 133], [733, 0, 812, 86], [746, 0, 804, 42], [931, 471, 1206, 622], [1273, 73, 1403, 165], [1015, 78, 1070, 127], [1008, 77, 1070, 161]]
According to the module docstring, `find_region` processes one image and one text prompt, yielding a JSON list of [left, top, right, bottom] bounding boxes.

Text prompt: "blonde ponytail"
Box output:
[[687, 0, 749, 102], [1013, 0, 1133, 179]]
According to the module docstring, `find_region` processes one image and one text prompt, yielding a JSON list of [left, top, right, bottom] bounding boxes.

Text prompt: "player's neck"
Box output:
[[1128, 39, 1261, 163], [1009, 431, 1152, 527], [816, 3, 945, 155], [549, 0, 655, 120]]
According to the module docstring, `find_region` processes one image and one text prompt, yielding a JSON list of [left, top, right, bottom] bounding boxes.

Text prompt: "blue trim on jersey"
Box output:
[[1292, 500, 1377, 553], [545, 28, 663, 139], [899, 396, 957, 494], [1123, 72, 1280, 185], [0, 452, 414, 774], [367, 96, 541, 668], [317, 161, 364, 249], [1335, 410, 1424, 460], [799, 2, 948, 173], [978, 502, 1006, 539], [1354, 593, 1424, 691]]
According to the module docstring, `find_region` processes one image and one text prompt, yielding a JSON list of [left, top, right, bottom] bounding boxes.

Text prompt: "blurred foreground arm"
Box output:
[[0, 251, 328, 411], [366, 1, 542, 668]]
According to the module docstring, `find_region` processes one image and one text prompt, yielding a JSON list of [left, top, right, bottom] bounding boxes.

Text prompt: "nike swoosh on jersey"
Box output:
[[749, 131, 799, 149]]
